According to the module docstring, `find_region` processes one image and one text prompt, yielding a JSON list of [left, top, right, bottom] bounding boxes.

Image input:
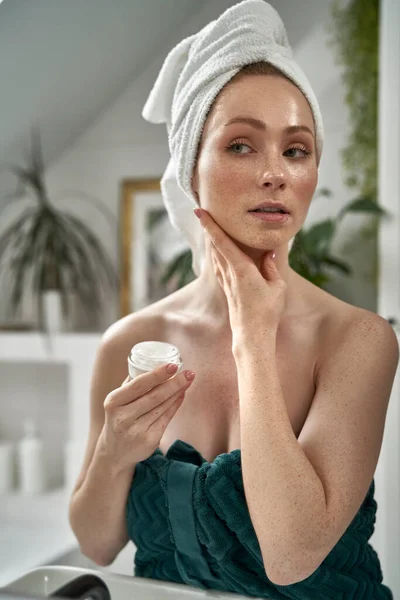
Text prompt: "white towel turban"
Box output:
[[142, 0, 324, 276]]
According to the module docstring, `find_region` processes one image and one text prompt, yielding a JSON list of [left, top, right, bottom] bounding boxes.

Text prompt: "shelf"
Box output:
[[0, 333, 104, 588], [0, 332, 101, 362]]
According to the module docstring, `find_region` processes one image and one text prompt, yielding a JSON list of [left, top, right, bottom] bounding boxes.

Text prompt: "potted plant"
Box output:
[[0, 130, 118, 333], [288, 189, 389, 287]]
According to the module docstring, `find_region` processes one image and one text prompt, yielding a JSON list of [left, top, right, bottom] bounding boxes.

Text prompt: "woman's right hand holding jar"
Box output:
[[98, 363, 195, 471]]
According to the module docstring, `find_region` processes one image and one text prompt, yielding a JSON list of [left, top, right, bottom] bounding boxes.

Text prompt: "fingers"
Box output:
[[106, 363, 183, 408], [117, 370, 194, 426], [139, 389, 186, 430], [104, 365, 195, 424], [262, 251, 282, 282], [195, 209, 243, 266], [150, 393, 186, 433]]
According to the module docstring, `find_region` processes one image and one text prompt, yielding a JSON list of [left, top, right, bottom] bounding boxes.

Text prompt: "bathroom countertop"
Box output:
[[0, 488, 76, 588]]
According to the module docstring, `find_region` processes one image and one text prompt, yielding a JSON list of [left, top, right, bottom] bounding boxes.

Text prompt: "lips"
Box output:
[[249, 202, 289, 213]]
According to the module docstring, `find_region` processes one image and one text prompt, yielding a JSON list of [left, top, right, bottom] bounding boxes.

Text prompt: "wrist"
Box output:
[[232, 327, 277, 358], [95, 432, 136, 479]]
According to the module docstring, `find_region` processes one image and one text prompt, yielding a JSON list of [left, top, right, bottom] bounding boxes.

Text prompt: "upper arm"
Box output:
[[298, 312, 399, 564], [71, 313, 158, 495]]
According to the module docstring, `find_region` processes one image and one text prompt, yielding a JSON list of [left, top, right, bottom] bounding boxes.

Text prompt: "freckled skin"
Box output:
[[192, 73, 318, 266]]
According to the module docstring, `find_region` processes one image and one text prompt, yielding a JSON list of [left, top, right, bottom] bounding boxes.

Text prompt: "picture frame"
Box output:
[[119, 178, 192, 317]]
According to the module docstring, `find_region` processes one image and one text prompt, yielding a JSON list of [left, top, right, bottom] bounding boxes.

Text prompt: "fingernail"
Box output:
[[166, 363, 178, 374], [271, 251, 276, 260], [193, 208, 201, 219], [184, 370, 195, 381]]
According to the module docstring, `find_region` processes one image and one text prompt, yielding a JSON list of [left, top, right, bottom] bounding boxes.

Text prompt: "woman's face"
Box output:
[[192, 74, 318, 253]]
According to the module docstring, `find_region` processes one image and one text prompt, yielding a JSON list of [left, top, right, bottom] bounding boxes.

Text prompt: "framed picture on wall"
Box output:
[[119, 179, 195, 317]]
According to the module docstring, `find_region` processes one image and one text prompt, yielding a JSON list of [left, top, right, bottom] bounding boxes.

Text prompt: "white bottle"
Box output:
[[0, 441, 14, 493], [17, 419, 46, 495]]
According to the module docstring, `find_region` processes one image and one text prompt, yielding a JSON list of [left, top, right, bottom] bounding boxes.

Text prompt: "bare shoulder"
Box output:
[[314, 287, 399, 379], [101, 305, 167, 361], [99, 286, 192, 364]]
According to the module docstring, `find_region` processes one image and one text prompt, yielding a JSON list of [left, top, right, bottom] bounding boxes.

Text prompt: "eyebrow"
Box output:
[[224, 116, 314, 137]]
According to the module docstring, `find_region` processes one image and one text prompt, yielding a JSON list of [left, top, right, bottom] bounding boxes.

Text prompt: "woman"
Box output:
[[69, 1, 398, 598]]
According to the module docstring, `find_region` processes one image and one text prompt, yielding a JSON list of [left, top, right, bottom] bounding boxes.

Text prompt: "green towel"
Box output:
[[126, 439, 392, 599]]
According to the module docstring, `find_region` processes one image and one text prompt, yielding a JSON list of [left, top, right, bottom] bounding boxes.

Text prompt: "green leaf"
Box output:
[[161, 249, 194, 288], [338, 196, 389, 221], [10, 212, 50, 314], [63, 213, 118, 289], [314, 187, 333, 199], [55, 218, 104, 312], [147, 209, 166, 231], [0, 210, 35, 261], [54, 190, 117, 235], [322, 255, 352, 275], [176, 251, 195, 288], [301, 219, 336, 256]]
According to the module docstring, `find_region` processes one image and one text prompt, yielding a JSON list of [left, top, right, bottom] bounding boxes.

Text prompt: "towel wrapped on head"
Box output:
[[142, 0, 324, 276]]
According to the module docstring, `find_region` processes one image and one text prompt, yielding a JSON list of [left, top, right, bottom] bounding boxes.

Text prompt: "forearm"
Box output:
[[234, 332, 327, 583], [69, 436, 135, 566]]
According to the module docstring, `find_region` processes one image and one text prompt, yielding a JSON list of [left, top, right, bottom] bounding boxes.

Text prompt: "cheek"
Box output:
[[196, 143, 318, 210], [288, 164, 318, 202], [196, 148, 251, 204]]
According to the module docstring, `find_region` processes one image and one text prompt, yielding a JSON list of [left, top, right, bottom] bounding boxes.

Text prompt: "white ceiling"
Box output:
[[0, 0, 332, 173]]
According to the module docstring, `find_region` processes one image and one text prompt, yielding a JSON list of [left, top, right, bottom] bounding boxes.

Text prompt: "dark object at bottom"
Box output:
[[50, 575, 111, 600]]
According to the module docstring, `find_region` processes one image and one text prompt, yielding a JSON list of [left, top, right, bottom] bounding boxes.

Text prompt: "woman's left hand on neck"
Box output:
[[194, 208, 286, 355]]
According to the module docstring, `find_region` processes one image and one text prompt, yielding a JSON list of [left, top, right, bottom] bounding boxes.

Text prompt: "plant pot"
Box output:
[[42, 290, 63, 333]]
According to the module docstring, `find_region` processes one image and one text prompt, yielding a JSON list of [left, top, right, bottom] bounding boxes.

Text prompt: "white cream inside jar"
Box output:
[[128, 341, 183, 379]]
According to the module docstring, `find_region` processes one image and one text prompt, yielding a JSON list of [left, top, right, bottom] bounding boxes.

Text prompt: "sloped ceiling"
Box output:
[[0, 0, 332, 175]]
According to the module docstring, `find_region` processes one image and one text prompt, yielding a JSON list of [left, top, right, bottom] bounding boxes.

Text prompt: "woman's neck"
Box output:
[[188, 243, 308, 328]]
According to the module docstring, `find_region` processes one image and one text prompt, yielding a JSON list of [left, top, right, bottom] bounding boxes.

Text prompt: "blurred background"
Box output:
[[0, 0, 398, 595]]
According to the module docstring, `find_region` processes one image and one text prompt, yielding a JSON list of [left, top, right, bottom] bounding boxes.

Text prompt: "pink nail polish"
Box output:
[[184, 370, 195, 381], [193, 209, 201, 219]]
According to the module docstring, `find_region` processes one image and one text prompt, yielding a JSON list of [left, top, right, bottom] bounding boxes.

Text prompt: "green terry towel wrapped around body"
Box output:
[[126, 439, 392, 599]]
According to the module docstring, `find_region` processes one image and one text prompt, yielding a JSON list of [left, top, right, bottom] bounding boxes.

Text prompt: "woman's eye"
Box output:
[[285, 146, 311, 158], [227, 142, 252, 154], [226, 142, 312, 157]]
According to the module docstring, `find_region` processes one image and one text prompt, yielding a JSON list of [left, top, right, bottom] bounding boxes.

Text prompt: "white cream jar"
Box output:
[[128, 341, 183, 379]]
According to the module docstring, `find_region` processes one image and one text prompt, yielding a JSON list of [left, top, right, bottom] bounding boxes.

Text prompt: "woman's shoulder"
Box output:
[[318, 285, 391, 338], [99, 285, 192, 358], [311, 283, 397, 372]]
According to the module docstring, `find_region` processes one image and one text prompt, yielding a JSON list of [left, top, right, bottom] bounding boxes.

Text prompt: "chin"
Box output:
[[231, 231, 293, 254]]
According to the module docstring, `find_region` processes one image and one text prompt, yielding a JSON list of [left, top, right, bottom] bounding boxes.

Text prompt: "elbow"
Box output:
[[267, 568, 312, 587], [263, 545, 323, 587], [68, 510, 118, 567], [267, 562, 318, 587], [79, 543, 117, 567], [261, 520, 330, 586]]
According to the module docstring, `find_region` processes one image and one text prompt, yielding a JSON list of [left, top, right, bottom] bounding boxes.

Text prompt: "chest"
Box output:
[[159, 319, 319, 462]]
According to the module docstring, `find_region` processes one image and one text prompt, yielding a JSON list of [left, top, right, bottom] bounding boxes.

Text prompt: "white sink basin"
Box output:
[[3, 565, 257, 600]]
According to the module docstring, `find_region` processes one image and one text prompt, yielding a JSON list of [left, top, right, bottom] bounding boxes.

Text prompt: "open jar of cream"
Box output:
[[128, 341, 183, 379]]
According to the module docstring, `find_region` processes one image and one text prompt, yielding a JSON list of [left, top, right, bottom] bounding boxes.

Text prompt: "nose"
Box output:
[[258, 165, 286, 192]]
